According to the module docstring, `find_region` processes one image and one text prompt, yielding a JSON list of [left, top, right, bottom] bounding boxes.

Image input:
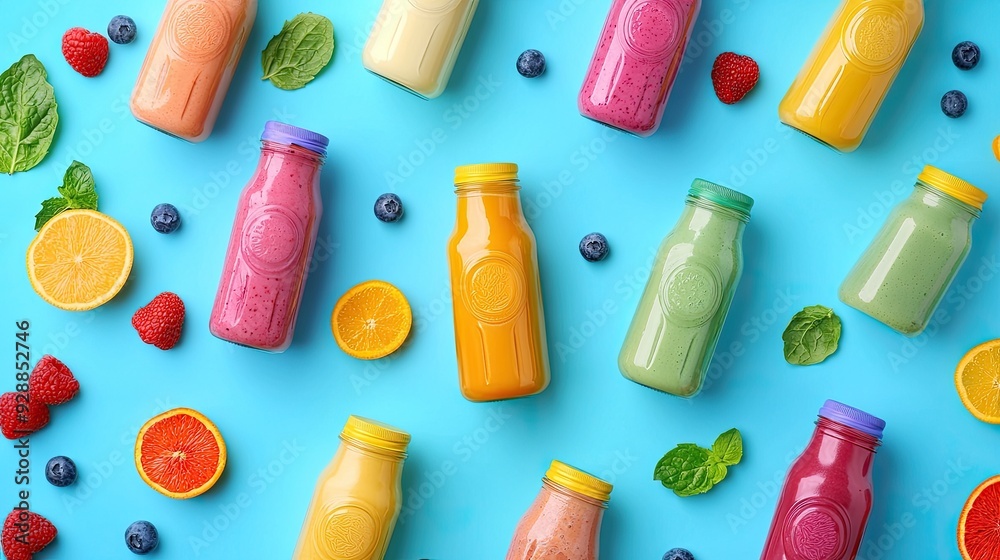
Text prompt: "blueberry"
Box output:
[[517, 49, 546, 78], [374, 193, 404, 222], [151, 203, 181, 234], [125, 521, 158, 555], [952, 41, 980, 70], [579, 232, 609, 262], [45, 456, 77, 487], [663, 548, 696, 560], [941, 90, 968, 118], [108, 15, 137, 45]]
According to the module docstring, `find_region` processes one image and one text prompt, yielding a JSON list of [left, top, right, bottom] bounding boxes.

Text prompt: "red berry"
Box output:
[[29, 356, 79, 406], [0, 393, 50, 440], [132, 292, 185, 350], [61, 27, 109, 77], [1, 510, 57, 560], [711, 52, 760, 105]]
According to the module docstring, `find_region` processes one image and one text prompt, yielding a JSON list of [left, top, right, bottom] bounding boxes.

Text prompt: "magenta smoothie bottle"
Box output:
[[578, 0, 701, 137], [760, 401, 886, 560], [209, 122, 328, 352]]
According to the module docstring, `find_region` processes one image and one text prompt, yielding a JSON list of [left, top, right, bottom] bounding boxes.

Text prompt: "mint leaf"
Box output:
[[34, 161, 98, 230], [34, 197, 67, 231], [708, 462, 728, 484], [782, 305, 842, 365], [261, 13, 335, 90], [0, 54, 59, 174], [711, 428, 743, 466], [57, 161, 98, 209]]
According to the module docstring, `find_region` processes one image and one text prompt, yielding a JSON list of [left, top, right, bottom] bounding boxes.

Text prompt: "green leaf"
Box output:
[[711, 428, 743, 466], [57, 161, 98, 209], [708, 462, 728, 485], [653, 444, 716, 497], [261, 13, 335, 90], [782, 305, 842, 366], [34, 197, 67, 231], [0, 54, 59, 174]]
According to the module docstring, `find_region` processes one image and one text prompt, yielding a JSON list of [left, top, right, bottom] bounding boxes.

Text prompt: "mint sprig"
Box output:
[[33, 161, 98, 230], [654, 428, 743, 497]]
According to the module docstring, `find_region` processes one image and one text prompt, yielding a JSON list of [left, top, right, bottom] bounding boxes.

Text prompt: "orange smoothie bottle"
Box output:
[[131, 0, 257, 142], [291, 416, 409, 560], [447, 164, 551, 402], [778, 0, 923, 152]]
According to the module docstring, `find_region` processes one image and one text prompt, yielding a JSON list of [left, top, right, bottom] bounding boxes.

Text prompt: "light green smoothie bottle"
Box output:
[[618, 180, 752, 397]]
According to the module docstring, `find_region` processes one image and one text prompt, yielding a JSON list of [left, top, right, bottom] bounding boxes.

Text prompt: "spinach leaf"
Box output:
[[261, 13, 335, 90], [782, 305, 842, 366], [0, 54, 59, 174]]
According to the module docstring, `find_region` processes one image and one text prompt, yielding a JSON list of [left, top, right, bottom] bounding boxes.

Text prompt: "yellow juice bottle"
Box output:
[[292, 416, 409, 560], [778, 0, 923, 152], [447, 164, 551, 402]]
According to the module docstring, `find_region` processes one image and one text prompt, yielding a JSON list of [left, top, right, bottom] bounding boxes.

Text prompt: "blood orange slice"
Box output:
[[958, 475, 1000, 560], [134, 408, 226, 499]]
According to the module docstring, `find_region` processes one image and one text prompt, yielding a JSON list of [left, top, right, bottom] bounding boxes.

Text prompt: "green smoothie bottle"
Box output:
[[840, 165, 987, 335], [619, 180, 752, 397]]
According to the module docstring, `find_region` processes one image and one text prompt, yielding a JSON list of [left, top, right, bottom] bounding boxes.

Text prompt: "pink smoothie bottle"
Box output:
[[760, 401, 886, 560], [209, 122, 328, 352], [578, 0, 701, 137]]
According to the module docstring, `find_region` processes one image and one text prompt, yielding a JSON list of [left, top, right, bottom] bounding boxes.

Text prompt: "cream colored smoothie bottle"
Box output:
[[131, 0, 257, 142], [362, 0, 479, 98], [292, 416, 409, 560]]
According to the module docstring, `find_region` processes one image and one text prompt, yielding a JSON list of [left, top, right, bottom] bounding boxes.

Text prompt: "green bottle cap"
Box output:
[[689, 179, 753, 220]]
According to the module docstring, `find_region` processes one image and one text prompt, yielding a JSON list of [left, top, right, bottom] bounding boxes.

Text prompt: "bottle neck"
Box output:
[[811, 417, 881, 454], [913, 182, 980, 221], [454, 180, 525, 221], [677, 197, 747, 241], [260, 140, 326, 167], [340, 435, 407, 463], [542, 479, 608, 510]]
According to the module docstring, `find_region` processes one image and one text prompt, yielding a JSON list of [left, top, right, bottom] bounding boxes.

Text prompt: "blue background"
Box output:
[[1, 0, 999, 558]]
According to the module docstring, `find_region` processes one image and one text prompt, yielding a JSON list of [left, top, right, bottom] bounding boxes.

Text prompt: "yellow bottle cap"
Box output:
[[341, 416, 410, 455], [545, 460, 612, 503], [918, 165, 987, 210], [454, 163, 519, 186]]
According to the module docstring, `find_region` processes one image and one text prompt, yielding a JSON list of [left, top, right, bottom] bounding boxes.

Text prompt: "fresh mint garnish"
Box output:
[[34, 161, 98, 230], [0, 54, 59, 174], [261, 13, 335, 90], [782, 305, 842, 366], [654, 429, 743, 497]]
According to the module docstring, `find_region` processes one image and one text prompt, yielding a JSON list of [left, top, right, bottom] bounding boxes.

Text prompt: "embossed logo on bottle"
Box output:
[[781, 498, 850, 560], [842, 4, 908, 72], [314, 505, 378, 560], [167, 0, 232, 61], [408, 0, 462, 14], [618, 0, 685, 61], [239, 206, 304, 276], [462, 253, 526, 325], [658, 260, 723, 327]]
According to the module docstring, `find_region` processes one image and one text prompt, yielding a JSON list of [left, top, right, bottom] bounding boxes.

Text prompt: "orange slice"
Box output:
[[331, 280, 412, 360], [958, 475, 1000, 560], [955, 340, 1000, 424], [135, 408, 226, 499], [26, 209, 133, 311], [993, 136, 1000, 162]]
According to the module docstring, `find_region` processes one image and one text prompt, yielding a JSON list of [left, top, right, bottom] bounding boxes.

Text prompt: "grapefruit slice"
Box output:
[[331, 280, 412, 360], [959, 475, 1000, 560], [135, 408, 226, 499]]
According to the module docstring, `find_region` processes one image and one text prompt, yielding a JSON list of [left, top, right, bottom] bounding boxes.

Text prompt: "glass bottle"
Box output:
[[778, 0, 924, 152], [447, 163, 550, 402], [619, 179, 751, 397], [506, 461, 612, 560], [209, 122, 328, 352], [292, 416, 409, 560], [760, 400, 885, 560], [840, 165, 986, 335], [131, 0, 258, 142]]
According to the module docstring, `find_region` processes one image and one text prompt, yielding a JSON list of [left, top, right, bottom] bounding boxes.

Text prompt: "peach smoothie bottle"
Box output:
[[362, 0, 479, 99], [292, 416, 409, 560], [778, 0, 923, 152], [131, 0, 257, 142], [578, 0, 702, 137], [447, 163, 551, 402], [507, 461, 612, 560], [209, 122, 328, 352]]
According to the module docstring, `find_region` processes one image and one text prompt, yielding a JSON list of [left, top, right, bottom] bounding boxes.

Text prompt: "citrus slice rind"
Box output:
[[955, 340, 1000, 424], [958, 475, 1000, 560], [26, 209, 133, 311], [135, 408, 226, 500], [331, 280, 412, 360]]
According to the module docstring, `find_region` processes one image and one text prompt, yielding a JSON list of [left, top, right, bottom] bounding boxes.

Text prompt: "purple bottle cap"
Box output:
[[262, 121, 329, 157], [818, 400, 885, 440]]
